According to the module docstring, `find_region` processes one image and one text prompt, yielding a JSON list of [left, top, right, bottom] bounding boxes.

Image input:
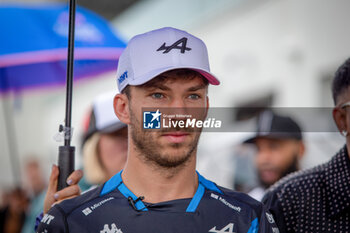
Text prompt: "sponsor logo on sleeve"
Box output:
[[266, 212, 275, 224], [82, 197, 115, 216], [210, 193, 241, 212], [41, 214, 55, 225], [82, 207, 93, 216], [118, 71, 128, 85]]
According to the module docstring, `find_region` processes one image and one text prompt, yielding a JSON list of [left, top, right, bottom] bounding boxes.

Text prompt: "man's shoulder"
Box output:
[[269, 146, 349, 197], [267, 162, 326, 197], [264, 149, 343, 201], [215, 185, 264, 213], [37, 186, 114, 232], [211, 186, 280, 232], [55, 185, 103, 215], [198, 173, 263, 213]]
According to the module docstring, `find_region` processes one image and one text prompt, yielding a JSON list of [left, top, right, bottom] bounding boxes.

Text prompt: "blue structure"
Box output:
[[0, 4, 126, 93]]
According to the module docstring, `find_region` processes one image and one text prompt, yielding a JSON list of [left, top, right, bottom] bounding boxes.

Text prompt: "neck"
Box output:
[[121, 142, 198, 204]]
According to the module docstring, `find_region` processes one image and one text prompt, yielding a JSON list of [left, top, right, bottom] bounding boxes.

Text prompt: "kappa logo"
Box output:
[[209, 223, 236, 233], [100, 223, 123, 233], [41, 214, 55, 225], [157, 37, 192, 54]]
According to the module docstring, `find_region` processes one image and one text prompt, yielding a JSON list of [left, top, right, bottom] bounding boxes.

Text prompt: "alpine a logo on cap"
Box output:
[[157, 37, 191, 54]]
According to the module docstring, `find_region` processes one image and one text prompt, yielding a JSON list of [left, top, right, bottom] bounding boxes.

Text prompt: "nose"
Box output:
[[170, 96, 186, 108], [167, 97, 190, 119], [256, 149, 271, 164]]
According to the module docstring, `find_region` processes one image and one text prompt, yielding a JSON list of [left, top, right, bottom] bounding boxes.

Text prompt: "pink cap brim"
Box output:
[[193, 69, 220, 85], [128, 66, 220, 87]]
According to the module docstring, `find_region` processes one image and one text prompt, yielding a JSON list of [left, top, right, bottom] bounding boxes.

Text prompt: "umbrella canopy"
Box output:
[[0, 3, 126, 93], [0, 3, 125, 186]]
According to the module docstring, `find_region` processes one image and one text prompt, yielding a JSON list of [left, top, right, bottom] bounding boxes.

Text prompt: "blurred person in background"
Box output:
[[21, 159, 46, 233], [39, 92, 127, 225], [244, 111, 305, 201], [263, 58, 350, 232], [81, 92, 128, 186], [0, 188, 28, 233]]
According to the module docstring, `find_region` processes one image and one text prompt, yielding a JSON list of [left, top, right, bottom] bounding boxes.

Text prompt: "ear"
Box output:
[[114, 93, 131, 125], [332, 107, 347, 135]]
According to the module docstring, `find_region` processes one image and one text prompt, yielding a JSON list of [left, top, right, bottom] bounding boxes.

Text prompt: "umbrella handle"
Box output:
[[57, 146, 75, 190]]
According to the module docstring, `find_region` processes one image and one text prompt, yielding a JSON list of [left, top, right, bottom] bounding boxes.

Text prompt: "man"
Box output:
[[244, 111, 305, 201], [262, 58, 350, 232], [21, 159, 47, 233], [37, 27, 278, 233], [0, 188, 28, 233]]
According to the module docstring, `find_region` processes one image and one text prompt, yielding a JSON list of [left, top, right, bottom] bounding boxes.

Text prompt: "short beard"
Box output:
[[259, 154, 299, 189], [129, 108, 200, 170]]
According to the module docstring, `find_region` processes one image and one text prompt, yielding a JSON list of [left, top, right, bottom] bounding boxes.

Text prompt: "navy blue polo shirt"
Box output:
[[37, 171, 279, 233]]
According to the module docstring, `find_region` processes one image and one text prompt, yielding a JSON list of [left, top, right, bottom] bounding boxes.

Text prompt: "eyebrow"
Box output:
[[144, 83, 171, 91], [143, 83, 207, 92], [186, 84, 207, 92]]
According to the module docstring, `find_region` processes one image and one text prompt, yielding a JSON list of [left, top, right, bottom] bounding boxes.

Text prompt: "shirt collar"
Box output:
[[325, 145, 350, 218], [100, 170, 223, 212]]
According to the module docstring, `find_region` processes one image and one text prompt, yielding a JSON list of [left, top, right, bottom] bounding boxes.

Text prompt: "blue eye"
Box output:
[[152, 93, 164, 99], [188, 94, 200, 99]]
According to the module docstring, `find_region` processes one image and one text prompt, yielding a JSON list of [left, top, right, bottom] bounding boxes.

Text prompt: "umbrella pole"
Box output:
[[57, 0, 76, 190]]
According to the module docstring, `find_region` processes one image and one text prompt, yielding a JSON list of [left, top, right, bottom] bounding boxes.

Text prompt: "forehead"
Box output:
[[255, 137, 295, 145]]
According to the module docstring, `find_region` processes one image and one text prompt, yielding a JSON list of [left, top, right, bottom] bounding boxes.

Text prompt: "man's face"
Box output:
[[254, 137, 302, 188], [335, 87, 350, 135], [127, 72, 208, 168]]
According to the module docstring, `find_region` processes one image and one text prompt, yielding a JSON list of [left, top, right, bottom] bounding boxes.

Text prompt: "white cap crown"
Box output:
[[116, 27, 219, 92]]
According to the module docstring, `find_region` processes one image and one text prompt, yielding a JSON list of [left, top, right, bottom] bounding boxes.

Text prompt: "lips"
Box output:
[[161, 131, 189, 143], [259, 169, 279, 183]]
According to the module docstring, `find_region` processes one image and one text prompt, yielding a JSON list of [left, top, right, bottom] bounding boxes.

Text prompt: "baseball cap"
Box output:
[[244, 110, 303, 143], [116, 27, 220, 92], [82, 92, 126, 145]]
